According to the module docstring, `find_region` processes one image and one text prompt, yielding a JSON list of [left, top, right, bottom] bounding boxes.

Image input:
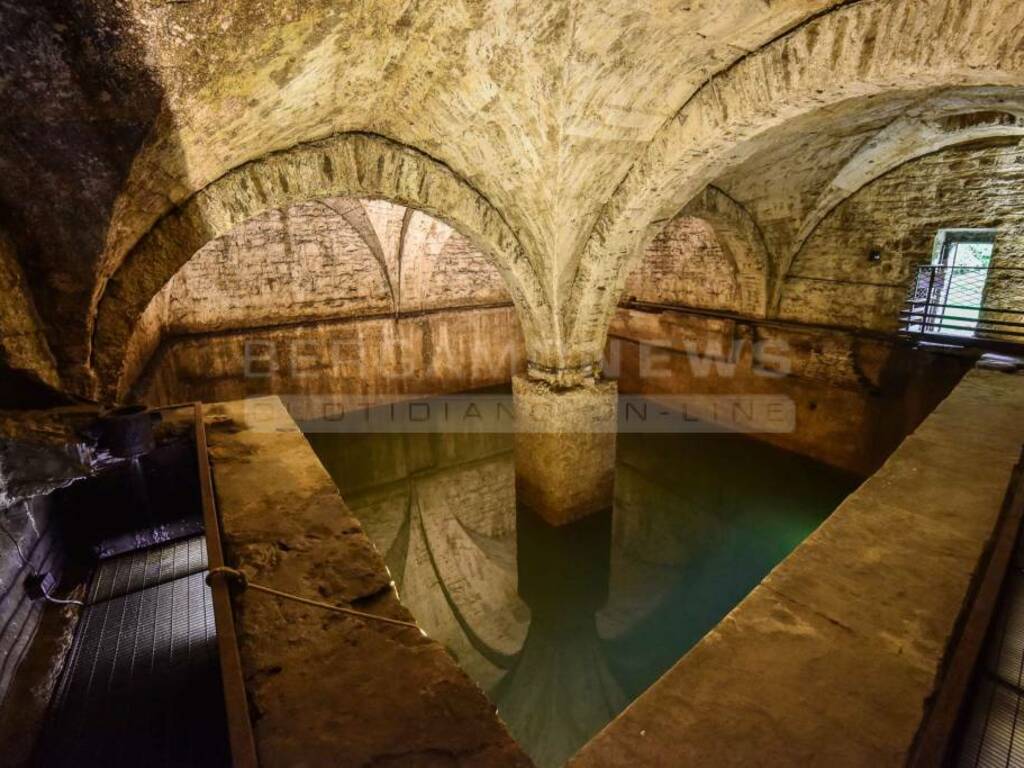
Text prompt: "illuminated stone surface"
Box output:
[[204, 396, 532, 767], [512, 375, 617, 526], [571, 369, 1024, 768]]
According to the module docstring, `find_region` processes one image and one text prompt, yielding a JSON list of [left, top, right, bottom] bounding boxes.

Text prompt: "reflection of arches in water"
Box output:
[[416, 481, 528, 666], [348, 449, 529, 690], [342, 436, 742, 767], [331, 424, 857, 768], [342, 440, 632, 768]]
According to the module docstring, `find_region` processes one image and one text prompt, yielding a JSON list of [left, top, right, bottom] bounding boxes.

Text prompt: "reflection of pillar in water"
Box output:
[[492, 505, 626, 768]]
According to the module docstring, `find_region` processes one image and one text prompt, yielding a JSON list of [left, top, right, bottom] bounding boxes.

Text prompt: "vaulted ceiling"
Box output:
[[2, 0, 1023, 401]]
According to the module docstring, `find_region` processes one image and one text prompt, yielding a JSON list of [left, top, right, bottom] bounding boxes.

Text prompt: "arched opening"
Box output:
[[5, 3, 1024, 768], [88, 133, 551, 402], [608, 120, 1024, 477], [567, 0, 1024, 363], [119, 196, 526, 409]]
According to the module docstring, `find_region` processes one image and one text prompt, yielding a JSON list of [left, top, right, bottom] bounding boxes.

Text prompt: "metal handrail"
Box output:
[[913, 265, 1024, 272], [899, 312, 1024, 332], [900, 264, 1024, 345], [903, 301, 1024, 316], [194, 403, 259, 768]]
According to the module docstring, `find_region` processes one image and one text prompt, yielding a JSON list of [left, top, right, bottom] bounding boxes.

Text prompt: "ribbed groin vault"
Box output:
[[8, 2, 1024, 768], [0, 0, 1019, 404]]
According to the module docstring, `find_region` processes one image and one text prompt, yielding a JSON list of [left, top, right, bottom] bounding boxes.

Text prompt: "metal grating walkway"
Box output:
[[956, 544, 1024, 767], [87, 536, 208, 605], [35, 536, 229, 767]]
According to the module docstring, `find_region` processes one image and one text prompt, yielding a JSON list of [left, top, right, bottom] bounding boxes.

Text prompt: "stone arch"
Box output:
[[772, 105, 1024, 312], [118, 200, 399, 398], [677, 187, 772, 317], [564, 0, 1024, 365], [90, 132, 548, 400]]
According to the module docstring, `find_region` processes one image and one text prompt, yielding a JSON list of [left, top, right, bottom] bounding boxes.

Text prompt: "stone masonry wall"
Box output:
[[204, 397, 531, 767], [0, 497, 63, 709], [780, 141, 1024, 330], [607, 307, 973, 476], [400, 209, 510, 313], [622, 217, 739, 313], [160, 203, 391, 333], [607, 144, 1024, 474], [123, 197, 514, 400], [136, 307, 525, 416]]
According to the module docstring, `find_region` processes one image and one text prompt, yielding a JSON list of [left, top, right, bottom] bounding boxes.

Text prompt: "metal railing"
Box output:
[[194, 403, 258, 768], [900, 265, 1024, 344]]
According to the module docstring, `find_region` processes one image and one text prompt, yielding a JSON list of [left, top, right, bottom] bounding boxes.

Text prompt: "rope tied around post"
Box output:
[[206, 566, 423, 632]]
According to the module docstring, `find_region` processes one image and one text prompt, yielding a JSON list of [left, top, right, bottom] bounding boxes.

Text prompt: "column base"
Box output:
[[512, 375, 617, 527]]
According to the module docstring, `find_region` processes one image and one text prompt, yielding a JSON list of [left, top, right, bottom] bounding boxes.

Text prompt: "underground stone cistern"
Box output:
[[3, 1, 1024, 765], [304, 392, 858, 767]]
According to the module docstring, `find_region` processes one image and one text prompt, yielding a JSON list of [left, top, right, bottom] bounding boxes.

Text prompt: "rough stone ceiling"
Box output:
[[104, 0, 834, 274], [2, 0, 1024, 398], [713, 87, 1024, 307]]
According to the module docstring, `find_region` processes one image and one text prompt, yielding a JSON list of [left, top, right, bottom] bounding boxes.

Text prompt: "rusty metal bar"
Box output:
[[924, 265, 938, 333], [194, 402, 259, 768]]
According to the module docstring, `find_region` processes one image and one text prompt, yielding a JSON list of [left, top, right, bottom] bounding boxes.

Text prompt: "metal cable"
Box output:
[[206, 566, 422, 632], [0, 517, 84, 607]]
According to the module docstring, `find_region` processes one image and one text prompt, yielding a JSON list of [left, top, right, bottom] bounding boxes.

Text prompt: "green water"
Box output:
[[303, 396, 858, 768]]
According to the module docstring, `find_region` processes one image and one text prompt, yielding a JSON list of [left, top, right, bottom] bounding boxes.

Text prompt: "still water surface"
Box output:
[[304, 394, 858, 767]]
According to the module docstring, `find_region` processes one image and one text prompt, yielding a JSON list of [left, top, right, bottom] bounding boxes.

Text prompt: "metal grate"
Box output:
[[956, 559, 1024, 766], [36, 568, 230, 767], [87, 536, 208, 605], [956, 677, 1024, 768]]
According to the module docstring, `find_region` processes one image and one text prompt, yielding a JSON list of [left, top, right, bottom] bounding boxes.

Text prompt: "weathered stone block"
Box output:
[[205, 396, 532, 767], [512, 375, 617, 527]]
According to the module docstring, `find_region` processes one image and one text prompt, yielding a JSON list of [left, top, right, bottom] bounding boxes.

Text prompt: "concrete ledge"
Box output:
[[204, 396, 532, 768], [570, 368, 1024, 767]]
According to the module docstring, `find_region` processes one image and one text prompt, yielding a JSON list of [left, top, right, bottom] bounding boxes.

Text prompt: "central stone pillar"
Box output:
[[512, 374, 618, 527]]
